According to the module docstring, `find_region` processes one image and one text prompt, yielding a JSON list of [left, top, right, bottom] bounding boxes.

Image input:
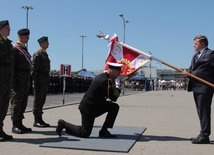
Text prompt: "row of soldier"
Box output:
[[30, 75, 93, 95], [0, 20, 51, 141]]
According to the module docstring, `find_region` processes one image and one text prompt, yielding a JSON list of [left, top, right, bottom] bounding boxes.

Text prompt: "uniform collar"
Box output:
[[17, 41, 25, 47], [41, 48, 46, 52], [0, 35, 7, 40]]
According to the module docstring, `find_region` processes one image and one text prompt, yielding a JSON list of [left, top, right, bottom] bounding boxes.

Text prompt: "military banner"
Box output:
[[104, 34, 151, 80]]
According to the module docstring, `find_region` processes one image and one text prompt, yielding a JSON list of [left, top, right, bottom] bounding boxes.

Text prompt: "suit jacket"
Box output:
[[188, 48, 214, 93], [79, 72, 121, 116]]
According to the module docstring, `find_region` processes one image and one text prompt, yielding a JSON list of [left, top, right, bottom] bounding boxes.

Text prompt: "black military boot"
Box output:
[[33, 116, 50, 128], [56, 119, 65, 136], [99, 126, 116, 138], [99, 129, 117, 138], [0, 126, 13, 142], [20, 120, 32, 133], [12, 120, 24, 134]]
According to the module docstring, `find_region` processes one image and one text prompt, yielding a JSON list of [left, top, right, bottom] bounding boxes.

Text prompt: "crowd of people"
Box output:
[[158, 81, 186, 90]]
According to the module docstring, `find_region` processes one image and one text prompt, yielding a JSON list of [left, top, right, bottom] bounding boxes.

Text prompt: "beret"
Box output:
[[0, 20, 9, 29], [18, 28, 30, 36], [38, 36, 48, 43]]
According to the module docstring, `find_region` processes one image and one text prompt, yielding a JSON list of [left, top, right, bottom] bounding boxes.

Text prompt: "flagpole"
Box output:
[[151, 56, 214, 88], [98, 33, 214, 88]]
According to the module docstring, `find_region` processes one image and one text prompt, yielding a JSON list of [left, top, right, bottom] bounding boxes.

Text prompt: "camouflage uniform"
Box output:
[[31, 49, 50, 126], [0, 35, 13, 131], [10, 42, 31, 127]]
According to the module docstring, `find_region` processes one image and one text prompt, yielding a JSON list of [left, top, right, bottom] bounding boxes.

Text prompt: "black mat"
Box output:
[[40, 126, 146, 153]]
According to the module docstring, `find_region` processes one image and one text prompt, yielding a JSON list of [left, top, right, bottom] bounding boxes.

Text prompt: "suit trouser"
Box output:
[[65, 102, 119, 138], [193, 92, 213, 137]]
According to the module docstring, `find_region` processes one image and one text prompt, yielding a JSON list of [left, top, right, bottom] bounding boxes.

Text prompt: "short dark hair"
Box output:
[[194, 35, 208, 46]]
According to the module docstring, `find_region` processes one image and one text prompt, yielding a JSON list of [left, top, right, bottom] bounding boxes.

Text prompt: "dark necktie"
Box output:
[[194, 52, 201, 63]]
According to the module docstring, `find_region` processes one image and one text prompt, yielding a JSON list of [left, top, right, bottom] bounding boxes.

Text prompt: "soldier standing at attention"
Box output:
[[31, 36, 50, 127], [10, 28, 32, 134], [0, 20, 13, 141]]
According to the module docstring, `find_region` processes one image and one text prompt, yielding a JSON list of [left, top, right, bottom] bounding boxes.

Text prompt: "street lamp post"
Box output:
[[21, 6, 33, 48], [79, 35, 86, 70], [119, 14, 129, 43], [149, 51, 152, 90], [149, 51, 152, 79], [157, 62, 162, 90], [21, 6, 33, 29]]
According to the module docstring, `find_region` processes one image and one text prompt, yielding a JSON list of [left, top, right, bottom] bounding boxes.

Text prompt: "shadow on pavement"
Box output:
[[139, 135, 214, 144], [139, 134, 189, 142], [10, 136, 69, 144]]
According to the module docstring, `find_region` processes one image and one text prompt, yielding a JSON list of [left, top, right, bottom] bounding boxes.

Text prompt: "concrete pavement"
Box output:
[[2, 90, 214, 155]]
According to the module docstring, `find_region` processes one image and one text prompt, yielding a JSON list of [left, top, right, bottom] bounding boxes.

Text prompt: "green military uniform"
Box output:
[[0, 20, 13, 141], [31, 36, 50, 127], [0, 35, 13, 127], [10, 28, 32, 134]]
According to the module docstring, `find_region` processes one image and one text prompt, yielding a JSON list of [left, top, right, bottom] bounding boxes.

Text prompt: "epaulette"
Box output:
[[33, 52, 39, 58]]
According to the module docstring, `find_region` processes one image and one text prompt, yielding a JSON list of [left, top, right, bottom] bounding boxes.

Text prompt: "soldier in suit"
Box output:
[[0, 20, 13, 141], [183, 35, 214, 144], [31, 36, 50, 127], [56, 62, 122, 138], [10, 28, 32, 134]]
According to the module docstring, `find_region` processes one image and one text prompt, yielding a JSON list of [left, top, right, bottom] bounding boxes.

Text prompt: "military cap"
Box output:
[[0, 20, 9, 29], [17, 28, 30, 36], [38, 36, 48, 43], [107, 62, 123, 71]]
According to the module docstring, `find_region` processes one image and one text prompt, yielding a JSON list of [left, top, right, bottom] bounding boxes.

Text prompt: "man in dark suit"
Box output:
[[56, 62, 122, 138], [183, 35, 214, 144]]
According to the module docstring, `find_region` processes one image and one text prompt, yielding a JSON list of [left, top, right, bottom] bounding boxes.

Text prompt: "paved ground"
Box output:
[[2, 90, 214, 155]]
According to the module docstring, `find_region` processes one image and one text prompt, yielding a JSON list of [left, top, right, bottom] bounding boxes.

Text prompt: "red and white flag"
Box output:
[[104, 34, 151, 80]]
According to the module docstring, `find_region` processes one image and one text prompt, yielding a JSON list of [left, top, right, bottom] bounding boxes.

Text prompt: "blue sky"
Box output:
[[1, 0, 214, 71]]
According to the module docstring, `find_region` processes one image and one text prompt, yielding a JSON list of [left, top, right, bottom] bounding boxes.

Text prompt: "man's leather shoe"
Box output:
[[21, 125, 32, 133], [0, 131, 13, 142], [191, 137, 210, 144], [56, 119, 65, 136], [33, 122, 50, 128], [12, 126, 24, 134], [34, 116, 50, 127], [99, 130, 117, 138], [190, 135, 200, 141]]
